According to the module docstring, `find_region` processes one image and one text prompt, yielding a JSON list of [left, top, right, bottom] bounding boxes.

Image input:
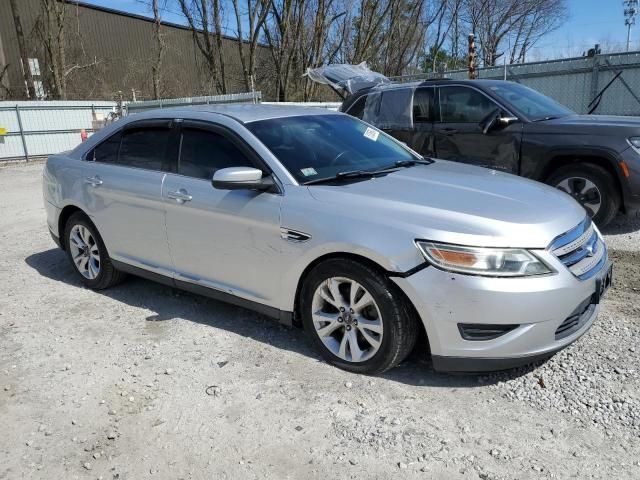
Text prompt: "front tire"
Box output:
[[64, 212, 126, 290], [300, 258, 418, 374], [547, 163, 620, 227]]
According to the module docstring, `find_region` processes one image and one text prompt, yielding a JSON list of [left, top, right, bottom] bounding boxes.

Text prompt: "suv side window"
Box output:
[[413, 88, 433, 123], [438, 86, 498, 123], [118, 127, 171, 170], [178, 127, 253, 180], [345, 95, 366, 120]]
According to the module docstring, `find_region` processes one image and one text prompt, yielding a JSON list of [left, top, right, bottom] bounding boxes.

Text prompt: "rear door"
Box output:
[[433, 85, 521, 173], [163, 120, 283, 306], [82, 119, 176, 274]]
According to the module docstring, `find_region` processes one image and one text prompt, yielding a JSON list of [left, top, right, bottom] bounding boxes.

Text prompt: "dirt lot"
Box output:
[[1, 162, 639, 480]]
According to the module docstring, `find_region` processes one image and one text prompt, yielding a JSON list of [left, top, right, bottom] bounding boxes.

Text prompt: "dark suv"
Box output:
[[341, 79, 640, 226]]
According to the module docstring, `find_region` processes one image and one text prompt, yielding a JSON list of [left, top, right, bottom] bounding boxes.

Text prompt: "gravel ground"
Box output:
[[1, 162, 639, 480]]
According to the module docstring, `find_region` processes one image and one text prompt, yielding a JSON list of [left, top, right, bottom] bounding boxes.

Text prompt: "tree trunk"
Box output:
[[151, 0, 164, 99], [9, 0, 36, 98]]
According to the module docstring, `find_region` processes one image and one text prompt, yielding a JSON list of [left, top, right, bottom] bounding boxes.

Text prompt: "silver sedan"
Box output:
[[43, 105, 611, 373]]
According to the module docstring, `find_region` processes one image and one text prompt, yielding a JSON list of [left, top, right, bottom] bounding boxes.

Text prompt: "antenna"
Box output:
[[624, 0, 639, 51]]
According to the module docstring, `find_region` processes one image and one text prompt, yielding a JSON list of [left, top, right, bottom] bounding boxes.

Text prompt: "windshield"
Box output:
[[488, 83, 575, 121], [246, 114, 418, 184]]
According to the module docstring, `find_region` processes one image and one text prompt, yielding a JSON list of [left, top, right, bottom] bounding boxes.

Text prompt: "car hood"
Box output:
[[306, 160, 587, 249], [541, 114, 640, 132]]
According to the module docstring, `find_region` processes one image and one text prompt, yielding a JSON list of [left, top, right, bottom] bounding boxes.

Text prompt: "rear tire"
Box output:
[[300, 258, 418, 374], [547, 163, 620, 227], [64, 212, 126, 290]]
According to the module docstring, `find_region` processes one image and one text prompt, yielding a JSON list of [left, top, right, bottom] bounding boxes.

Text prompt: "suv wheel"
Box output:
[[64, 212, 126, 289], [300, 258, 418, 374], [547, 163, 620, 227]]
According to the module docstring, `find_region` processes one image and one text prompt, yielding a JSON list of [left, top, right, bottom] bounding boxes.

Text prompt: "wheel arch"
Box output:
[[291, 252, 428, 350], [57, 204, 87, 250], [539, 151, 625, 211]]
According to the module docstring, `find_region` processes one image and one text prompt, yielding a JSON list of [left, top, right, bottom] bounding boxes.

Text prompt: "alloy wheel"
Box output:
[[555, 177, 602, 217], [68, 224, 101, 280], [311, 277, 383, 363]]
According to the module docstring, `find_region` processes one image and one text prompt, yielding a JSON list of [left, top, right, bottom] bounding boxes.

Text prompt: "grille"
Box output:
[[555, 296, 594, 340], [458, 323, 519, 341], [550, 218, 607, 280]]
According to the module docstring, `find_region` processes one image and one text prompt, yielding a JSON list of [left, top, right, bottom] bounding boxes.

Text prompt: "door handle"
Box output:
[[441, 128, 459, 136], [167, 189, 193, 204], [85, 175, 103, 187]]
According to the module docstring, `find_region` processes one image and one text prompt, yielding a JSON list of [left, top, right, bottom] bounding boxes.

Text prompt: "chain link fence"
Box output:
[[393, 51, 640, 116]]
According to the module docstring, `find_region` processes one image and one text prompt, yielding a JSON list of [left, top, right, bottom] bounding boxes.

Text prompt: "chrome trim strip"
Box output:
[[548, 217, 607, 280]]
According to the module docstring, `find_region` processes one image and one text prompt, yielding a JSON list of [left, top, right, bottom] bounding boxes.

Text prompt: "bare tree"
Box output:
[[231, 0, 270, 91], [151, 0, 165, 99], [0, 63, 10, 99], [10, 0, 37, 98], [463, 0, 567, 66], [36, 1, 101, 99], [177, 0, 227, 93], [263, 0, 307, 101], [40, 0, 67, 98]]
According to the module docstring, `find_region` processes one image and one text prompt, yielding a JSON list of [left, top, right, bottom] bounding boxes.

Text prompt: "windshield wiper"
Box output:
[[393, 158, 434, 167], [303, 158, 433, 186], [304, 169, 379, 185], [532, 115, 561, 122]]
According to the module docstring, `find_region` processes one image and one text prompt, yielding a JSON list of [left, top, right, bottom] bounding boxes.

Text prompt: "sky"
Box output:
[[84, 0, 636, 61]]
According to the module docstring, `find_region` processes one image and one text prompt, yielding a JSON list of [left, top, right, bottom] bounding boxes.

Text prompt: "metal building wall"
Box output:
[[0, 0, 274, 100]]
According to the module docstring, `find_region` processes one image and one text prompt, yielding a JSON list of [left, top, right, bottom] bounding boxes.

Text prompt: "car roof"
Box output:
[[134, 104, 341, 123], [348, 78, 513, 96]]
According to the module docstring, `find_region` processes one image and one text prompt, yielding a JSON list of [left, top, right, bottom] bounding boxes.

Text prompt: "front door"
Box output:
[[433, 85, 521, 173], [163, 121, 283, 306], [81, 119, 175, 274]]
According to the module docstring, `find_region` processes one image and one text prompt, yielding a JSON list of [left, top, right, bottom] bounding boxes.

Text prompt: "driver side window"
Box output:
[[438, 86, 498, 123], [178, 127, 253, 180]]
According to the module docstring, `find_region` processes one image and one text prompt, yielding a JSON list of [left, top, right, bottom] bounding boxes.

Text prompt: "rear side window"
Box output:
[[87, 131, 121, 163], [413, 88, 433, 122], [345, 95, 366, 119], [118, 128, 170, 170], [438, 86, 498, 123], [178, 128, 253, 180]]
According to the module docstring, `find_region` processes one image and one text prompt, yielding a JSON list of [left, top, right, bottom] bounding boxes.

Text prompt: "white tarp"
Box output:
[[305, 62, 390, 95]]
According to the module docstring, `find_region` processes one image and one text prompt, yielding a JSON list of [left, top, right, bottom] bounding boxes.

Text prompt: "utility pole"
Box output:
[[468, 34, 478, 80], [9, 0, 36, 98], [624, 0, 639, 51]]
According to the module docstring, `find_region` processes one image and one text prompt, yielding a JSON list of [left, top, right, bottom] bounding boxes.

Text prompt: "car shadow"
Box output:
[[601, 212, 640, 235], [25, 248, 541, 388]]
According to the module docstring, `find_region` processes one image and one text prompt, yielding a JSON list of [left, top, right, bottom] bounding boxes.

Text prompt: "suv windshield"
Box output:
[[246, 114, 418, 184], [488, 83, 575, 121]]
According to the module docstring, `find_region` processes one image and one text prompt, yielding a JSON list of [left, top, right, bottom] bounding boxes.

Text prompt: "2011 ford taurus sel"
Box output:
[[43, 105, 612, 374]]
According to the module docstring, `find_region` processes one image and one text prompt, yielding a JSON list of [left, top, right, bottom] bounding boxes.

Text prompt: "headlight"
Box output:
[[627, 137, 640, 153], [416, 241, 553, 277]]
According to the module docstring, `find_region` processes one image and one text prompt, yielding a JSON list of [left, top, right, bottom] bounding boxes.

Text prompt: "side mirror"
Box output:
[[498, 116, 518, 126], [480, 109, 518, 134], [212, 167, 274, 191]]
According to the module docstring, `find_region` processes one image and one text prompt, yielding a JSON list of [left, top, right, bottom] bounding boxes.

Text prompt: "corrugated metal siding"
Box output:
[[0, 0, 274, 100]]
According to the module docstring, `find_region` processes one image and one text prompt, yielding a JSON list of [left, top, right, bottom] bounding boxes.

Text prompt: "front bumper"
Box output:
[[392, 249, 607, 372]]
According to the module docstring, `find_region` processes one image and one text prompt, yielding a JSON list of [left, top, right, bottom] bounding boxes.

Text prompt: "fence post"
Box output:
[[15, 104, 29, 162], [591, 54, 601, 106]]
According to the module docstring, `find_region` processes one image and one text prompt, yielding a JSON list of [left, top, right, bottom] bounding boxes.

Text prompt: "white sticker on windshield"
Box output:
[[363, 127, 379, 141], [301, 167, 317, 177]]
